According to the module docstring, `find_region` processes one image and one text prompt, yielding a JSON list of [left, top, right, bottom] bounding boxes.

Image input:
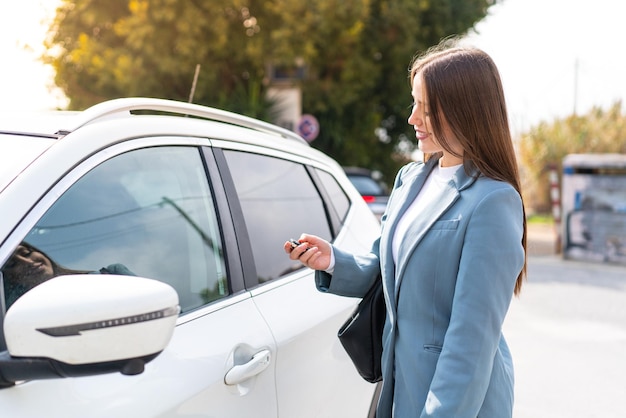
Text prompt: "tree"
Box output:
[[44, 0, 495, 184], [45, 0, 273, 116], [517, 101, 626, 213]]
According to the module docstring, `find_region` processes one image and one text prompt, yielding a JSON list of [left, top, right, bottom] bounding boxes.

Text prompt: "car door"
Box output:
[[216, 147, 377, 418], [0, 138, 279, 417]]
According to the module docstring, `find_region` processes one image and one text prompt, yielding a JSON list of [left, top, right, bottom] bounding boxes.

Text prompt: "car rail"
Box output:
[[56, 97, 308, 145]]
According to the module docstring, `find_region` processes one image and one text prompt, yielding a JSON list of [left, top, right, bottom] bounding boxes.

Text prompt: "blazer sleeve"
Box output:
[[315, 238, 381, 298], [423, 186, 525, 417]]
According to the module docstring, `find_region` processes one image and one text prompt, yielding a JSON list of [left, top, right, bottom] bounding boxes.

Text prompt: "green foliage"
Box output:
[[518, 101, 626, 212], [44, 0, 494, 184]]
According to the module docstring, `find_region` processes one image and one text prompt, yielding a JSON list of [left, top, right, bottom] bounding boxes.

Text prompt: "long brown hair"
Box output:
[[410, 40, 527, 295]]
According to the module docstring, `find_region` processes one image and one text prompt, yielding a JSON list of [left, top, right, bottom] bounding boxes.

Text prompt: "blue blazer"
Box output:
[[317, 157, 525, 417]]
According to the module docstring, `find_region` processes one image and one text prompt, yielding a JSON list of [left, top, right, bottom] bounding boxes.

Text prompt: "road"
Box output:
[[506, 224, 626, 417]]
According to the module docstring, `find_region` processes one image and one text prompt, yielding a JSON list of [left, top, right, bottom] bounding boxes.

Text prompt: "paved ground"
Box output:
[[507, 222, 626, 417], [527, 222, 558, 256]]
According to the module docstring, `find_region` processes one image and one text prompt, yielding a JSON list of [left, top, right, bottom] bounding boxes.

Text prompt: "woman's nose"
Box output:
[[408, 109, 422, 126]]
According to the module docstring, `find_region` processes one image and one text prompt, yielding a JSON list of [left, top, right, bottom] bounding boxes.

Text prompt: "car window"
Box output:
[[1, 146, 227, 313], [313, 167, 351, 225], [347, 175, 385, 195], [222, 150, 332, 283]]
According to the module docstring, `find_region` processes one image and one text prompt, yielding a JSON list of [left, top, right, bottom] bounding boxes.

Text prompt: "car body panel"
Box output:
[[252, 265, 374, 417]]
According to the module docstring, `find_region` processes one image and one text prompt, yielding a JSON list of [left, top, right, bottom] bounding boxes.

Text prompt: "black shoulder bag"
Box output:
[[337, 276, 385, 383]]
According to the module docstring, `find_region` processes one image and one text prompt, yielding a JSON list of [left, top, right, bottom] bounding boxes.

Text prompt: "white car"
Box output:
[[0, 98, 381, 417]]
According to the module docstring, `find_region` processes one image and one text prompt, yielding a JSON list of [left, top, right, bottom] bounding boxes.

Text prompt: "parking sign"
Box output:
[[298, 114, 319, 142]]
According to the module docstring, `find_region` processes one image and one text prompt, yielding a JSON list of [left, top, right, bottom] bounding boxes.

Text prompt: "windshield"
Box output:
[[0, 135, 54, 192]]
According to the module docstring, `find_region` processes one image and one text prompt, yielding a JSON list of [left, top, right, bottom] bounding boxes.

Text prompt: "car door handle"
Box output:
[[224, 349, 271, 385]]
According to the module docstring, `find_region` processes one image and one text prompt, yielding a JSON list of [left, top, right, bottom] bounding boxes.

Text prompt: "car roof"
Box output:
[[0, 98, 340, 193]]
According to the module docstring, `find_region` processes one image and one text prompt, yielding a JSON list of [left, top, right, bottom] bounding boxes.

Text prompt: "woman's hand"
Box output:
[[283, 234, 332, 271]]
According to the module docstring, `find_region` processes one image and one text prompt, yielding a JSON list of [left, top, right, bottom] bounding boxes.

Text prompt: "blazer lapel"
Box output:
[[386, 160, 479, 297], [379, 158, 437, 314], [379, 159, 437, 281]]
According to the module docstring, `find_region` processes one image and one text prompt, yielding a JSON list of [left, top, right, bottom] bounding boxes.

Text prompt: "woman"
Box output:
[[285, 40, 527, 417], [2, 242, 134, 309]]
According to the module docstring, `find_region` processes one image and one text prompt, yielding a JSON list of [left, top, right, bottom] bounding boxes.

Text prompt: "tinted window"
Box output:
[[2, 147, 227, 313], [223, 150, 332, 283], [314, 168, 351, 224]]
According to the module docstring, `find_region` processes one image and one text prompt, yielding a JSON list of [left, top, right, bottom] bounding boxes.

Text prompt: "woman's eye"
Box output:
[[17, 248, 31, 257]]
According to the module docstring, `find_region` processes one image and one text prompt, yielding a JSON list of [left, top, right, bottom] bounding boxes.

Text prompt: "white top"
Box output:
[[391, 163, 462, 263]]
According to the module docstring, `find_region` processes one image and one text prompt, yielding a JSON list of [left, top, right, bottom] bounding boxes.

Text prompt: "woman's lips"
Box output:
[[28, 262, 46, 274], [416, 130, 429, 140]]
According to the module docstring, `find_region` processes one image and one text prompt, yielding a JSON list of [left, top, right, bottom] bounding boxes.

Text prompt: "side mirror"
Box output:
[[0, 274, 179, 387]]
